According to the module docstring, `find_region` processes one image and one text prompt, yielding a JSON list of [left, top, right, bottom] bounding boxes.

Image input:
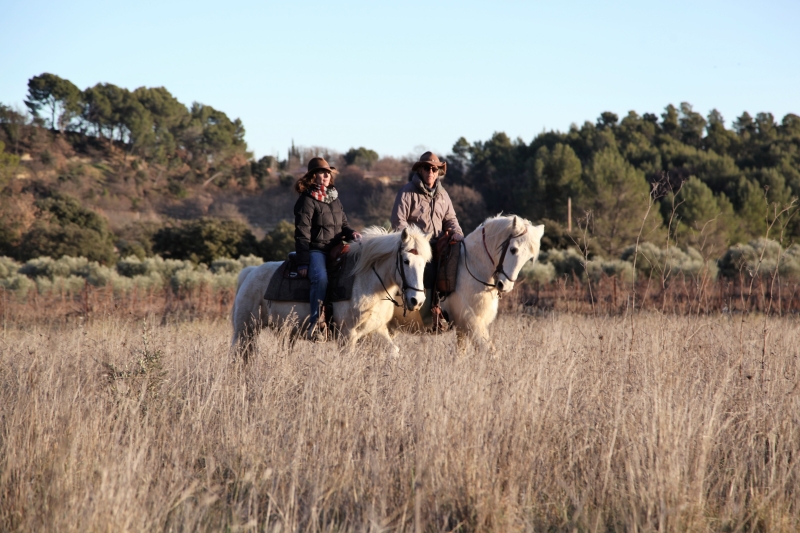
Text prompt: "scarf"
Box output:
[[412, 174, 440, 198], [308, 184, 338, 204]]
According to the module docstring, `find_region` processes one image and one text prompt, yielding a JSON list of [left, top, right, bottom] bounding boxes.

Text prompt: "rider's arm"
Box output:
[[339, 202, 356, 240], [441, 190, 464, 237], [391, 189, 411, 231]]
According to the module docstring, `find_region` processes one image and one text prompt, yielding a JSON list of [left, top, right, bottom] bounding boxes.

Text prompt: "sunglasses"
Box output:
[[421, 165, 439, 173]]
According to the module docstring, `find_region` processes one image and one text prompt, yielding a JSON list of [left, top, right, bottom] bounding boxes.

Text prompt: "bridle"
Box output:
[[462, 224, 528, 292], [372, 244, 424, 316]]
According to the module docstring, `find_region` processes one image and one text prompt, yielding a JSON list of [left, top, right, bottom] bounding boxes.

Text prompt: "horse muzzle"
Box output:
[[405, 291, 425, 311], [496, 278, 515, 293]]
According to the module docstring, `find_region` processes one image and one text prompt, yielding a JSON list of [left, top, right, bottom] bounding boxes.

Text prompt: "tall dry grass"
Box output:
[[1, 312, 799, 532]]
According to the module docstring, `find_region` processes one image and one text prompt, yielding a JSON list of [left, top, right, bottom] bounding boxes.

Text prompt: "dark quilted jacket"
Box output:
[[293, 193, 355, 266]]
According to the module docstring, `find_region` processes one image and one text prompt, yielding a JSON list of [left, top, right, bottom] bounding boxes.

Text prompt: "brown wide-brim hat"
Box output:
[[302, 157, 337, 181], [411, 151, 447, 177]]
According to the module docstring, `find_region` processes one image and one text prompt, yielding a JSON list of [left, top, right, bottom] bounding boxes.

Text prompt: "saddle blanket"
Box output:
[[264, 253, 357, 303]]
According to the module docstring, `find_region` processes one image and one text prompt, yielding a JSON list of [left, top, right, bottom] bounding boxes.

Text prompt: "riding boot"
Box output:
[[430, 291, 449, 333]]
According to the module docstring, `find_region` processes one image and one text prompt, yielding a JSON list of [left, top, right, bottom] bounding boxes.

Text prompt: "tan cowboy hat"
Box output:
[[302, 157, 337, 180], [411, 151, 447, 177]]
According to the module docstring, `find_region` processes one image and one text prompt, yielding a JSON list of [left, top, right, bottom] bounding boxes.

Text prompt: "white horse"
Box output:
[[231, 226, 431, 360], [392, 215, 544, 352]]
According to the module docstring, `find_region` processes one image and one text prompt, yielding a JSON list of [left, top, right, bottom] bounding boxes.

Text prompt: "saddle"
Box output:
[[264, 242, 356, 303], [432, 231, 460, 295]]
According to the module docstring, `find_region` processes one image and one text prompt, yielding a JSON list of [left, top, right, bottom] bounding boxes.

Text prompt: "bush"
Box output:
[[718, 239, 800, 281], [621, 242, 717, 280], [0, 256, 20, 279], [0, 274, 34, 297], [261, 220, 295, 262], [210, 254, 263, 275], [521, 261, 556, 284], [153, 217, 259, 264], [586, 259, 636, 283], [15, 193, 116, 264], [540, 247, 586, 279]]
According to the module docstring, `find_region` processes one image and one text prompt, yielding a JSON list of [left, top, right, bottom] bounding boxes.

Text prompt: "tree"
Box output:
[[661, 104, 680, 139], [15, 193, 116, 264], [152, 218, 258, 263], [597, 111, 619, 130], [261, 220, 296, 261], [0, 104, 27, 154], [679, 102, 706, 147], [24, 73, 81, 131], [343, 147, 379, 169], [666, 176, 734, 255], [524, 143, 583, 222], [0, 140, 20, 187], [579, 148, 662, 255]]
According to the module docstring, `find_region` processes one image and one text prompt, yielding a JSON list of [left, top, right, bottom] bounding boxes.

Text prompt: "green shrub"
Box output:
[[718, 239, 800, 281], [0, 274, 34, 297], [621, 242, 717, 280], [261, 220, 295, 262], [15, 193, 116, 264], [153, 217, 259, 264], [210, 254, 263, 275], [540, 247, 586, 279], [35, 275, 86, 295], [521, 261, 556, 284], [169, 264, 214, 292], [0, 256, 20, 279], [586, 259, 636, 283]]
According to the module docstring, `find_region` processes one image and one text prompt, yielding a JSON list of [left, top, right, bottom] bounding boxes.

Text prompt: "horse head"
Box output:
[[483, 215, 545, 293], [397, 226, 431, 311]]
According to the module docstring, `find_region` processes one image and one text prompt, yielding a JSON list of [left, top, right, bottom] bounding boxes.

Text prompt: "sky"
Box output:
[[1, 0, 798, 160]]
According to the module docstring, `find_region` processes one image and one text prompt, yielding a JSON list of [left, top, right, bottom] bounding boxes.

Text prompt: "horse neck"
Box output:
[[464, 230, 499, 273], [358, 250, 399, 296]]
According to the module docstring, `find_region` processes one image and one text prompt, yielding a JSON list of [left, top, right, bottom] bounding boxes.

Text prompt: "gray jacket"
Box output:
[[390, 174, 463, 238]]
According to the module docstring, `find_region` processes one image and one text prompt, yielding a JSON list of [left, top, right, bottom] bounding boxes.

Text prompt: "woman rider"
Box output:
[[294, 157, 361, 341]]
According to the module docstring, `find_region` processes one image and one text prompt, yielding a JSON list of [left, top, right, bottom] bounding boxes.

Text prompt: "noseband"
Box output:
[[373, 244, 424, 316], [482, 225, 528, 283]]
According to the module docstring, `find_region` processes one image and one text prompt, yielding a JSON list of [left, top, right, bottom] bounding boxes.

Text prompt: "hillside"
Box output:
[[1, 73, 799, 267]]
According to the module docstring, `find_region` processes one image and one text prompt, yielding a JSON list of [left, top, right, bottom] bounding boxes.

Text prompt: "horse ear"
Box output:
[[512, 216, 518, 230], [401, 227, 410, 243], [533, 224, 545, 240]]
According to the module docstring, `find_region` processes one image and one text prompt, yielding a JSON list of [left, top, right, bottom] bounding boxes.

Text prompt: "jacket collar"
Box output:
[[412, 174, 440, 198]]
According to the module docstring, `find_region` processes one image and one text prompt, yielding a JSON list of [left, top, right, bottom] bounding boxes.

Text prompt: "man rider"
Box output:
[[391, 151, 463, 329]]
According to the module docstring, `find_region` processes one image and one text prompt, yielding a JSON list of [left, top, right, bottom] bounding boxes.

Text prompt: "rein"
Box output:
[[372, 244, 423, 316]]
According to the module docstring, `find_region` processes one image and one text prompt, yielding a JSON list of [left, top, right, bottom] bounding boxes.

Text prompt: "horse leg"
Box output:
[[374, 324, 400, 355]]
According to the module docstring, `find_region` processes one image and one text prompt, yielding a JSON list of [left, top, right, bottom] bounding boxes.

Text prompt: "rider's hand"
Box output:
[[297, 267, 308, 278], [352, 232, 362, 242], [451, 233, 464, 242]]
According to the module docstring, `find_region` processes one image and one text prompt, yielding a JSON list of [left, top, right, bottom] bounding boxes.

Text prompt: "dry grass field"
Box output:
[[1, 311, 799, 532]]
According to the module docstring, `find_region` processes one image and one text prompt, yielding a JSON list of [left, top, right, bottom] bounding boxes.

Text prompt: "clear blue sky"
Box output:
[[1, 0, 798, 160]]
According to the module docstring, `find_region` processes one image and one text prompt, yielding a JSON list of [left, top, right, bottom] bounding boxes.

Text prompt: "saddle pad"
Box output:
[[264, 254, 357, 303], [436, 241, 461, 294]]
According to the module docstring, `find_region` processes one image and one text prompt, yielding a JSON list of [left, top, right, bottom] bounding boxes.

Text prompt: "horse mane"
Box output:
[[480, 214, 543, 255], [352, 226, 432, 277]]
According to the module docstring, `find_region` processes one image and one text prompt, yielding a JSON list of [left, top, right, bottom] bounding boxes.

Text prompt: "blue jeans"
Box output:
[[308, 251, 328, 329]]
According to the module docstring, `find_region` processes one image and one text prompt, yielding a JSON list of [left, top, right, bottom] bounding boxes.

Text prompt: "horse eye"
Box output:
[[404, 259, 410, 265], [510, 248, 518, 255]]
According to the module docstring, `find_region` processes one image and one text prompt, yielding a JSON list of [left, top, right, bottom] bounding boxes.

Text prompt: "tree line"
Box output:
[[18, 72, 249, 177], [444, 105, 800, 256], [1, 72, 799, 266]]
